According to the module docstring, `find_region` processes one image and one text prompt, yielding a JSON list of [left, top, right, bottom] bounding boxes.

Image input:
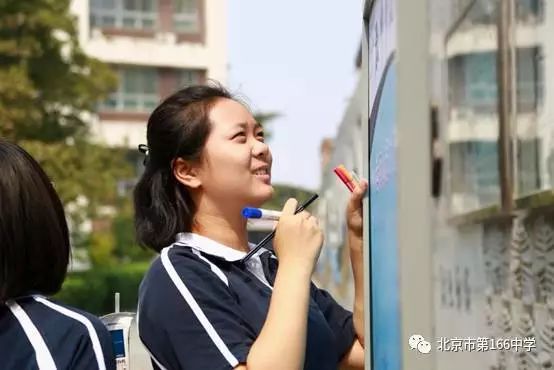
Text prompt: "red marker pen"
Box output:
[[333, 165, 356, 192]]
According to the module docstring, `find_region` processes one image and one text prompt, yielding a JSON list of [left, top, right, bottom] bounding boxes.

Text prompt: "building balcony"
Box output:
[[446, 25, 543, 58]]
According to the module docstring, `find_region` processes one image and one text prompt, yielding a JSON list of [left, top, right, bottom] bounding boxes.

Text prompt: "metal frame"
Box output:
[[361, 3, 371, 369]]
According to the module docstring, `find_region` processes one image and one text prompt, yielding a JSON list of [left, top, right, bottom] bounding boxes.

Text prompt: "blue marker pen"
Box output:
[[242, 207, 282, 221]]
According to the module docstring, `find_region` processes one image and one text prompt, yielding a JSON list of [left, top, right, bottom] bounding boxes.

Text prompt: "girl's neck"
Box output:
[[191, 206, 250, 254]]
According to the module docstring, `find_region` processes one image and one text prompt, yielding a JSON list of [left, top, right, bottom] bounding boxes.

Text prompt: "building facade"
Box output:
[[318, 0, 554, 368], [69, 0, 227, 149], [430, 1, 554, 369]]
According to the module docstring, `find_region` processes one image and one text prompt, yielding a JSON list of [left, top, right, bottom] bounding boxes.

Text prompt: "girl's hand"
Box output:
[[273, 198, 324, 273], [346, 179, 368, 240]]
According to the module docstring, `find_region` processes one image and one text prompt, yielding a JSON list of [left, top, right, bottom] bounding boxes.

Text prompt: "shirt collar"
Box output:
[[175, 232, 265, 262]]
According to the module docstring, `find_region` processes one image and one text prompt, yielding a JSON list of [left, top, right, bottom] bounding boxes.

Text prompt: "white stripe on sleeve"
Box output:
[[33, 296, 106, 370], [161, 246, 240, 367], [7, 300, 57, 370]]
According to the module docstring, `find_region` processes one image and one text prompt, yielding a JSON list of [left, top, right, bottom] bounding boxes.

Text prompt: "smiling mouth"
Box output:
[[253, 169, 271, 184], [253, 169, 269, 176]]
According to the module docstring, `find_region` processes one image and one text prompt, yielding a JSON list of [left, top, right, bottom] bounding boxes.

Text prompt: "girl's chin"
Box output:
[[249, 187, 274, 206]]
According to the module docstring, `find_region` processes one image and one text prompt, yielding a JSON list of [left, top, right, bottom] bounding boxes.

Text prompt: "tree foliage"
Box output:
[[111, 197, 155, 262], [0, 0, 133, 260], [0, 0, 131, 219], [0, 0, 117, 141]]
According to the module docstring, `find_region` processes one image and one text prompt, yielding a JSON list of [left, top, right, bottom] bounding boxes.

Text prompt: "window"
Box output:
[[466, 0, 498, 26], [102, 67, 159, 112], [453, 0, 498, 30], [517, 138, 541, 195], [446, 0, 502, 213], [449, 52, 499, 114], [465, 53, 498, 110], [90, 0, 157, 30], [178, 69, 204, 88], [173, 0, 201, 33], [516, 48, 543, 113], [449, 141, 499, 213], [513, 29, 547, 197], [442, 0, 552, 212], [516, 0, 544, 23]]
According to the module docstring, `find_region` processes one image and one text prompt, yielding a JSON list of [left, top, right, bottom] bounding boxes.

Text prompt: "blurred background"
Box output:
[[426, 1, 554, 369], [0, 0, 363, 315], [3, 0, 554, 369]]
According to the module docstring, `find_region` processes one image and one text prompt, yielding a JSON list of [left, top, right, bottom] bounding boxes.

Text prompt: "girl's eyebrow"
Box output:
[[233, 122, 263, 130]]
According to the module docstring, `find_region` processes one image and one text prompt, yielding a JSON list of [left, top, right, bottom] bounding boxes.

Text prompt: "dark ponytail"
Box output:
[[134, 83, 234, 252]]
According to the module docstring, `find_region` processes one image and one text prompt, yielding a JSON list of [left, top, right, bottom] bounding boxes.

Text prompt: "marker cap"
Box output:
[[242, 207, 263, 219]]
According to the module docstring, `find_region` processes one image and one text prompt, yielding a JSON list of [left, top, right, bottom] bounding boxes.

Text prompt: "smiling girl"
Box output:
[[134, 84, 366, 370]]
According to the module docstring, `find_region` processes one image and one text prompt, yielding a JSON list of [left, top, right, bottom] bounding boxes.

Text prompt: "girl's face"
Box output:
[[196, 98, 274, 208]]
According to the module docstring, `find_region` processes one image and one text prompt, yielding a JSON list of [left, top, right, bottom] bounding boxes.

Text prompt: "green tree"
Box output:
[[0, 0, 131, 248], [89, 230, 116, 267], [0, 0, 116, 141], [112, 197, 154, 263]]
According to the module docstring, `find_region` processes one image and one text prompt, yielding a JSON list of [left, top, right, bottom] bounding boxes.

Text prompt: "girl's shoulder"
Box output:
[[1, 296, 115, 370], [139, 243, 228, 299], [144, 243, 207, 279]]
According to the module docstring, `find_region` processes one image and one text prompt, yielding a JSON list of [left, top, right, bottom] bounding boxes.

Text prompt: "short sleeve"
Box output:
[[94, 317, 117, 370], [69, 319, 116, 370], [138, 249, 255, 370], [310, 283, 357, 360]]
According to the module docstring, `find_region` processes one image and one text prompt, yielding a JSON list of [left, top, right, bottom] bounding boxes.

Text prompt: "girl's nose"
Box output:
[[252, 140, 270, 158]]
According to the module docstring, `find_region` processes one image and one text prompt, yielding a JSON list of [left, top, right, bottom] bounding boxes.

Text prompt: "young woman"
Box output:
[[0, 140, 115, 370], [135, 84, 367, 370]]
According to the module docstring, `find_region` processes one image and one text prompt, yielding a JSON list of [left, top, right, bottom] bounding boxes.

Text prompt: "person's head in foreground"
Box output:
[[0, 140, 115, 370], [134, 83, 273, 252], [0, 140, 70, 302]]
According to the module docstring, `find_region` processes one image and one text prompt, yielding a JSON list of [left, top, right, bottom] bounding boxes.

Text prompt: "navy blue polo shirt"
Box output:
[[0, 295, 115, 370], [138, 232, 356, 370]]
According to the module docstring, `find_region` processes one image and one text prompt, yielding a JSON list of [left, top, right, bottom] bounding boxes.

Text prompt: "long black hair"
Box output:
[[134, 83, 235, 252], [0, 140, 70, 303]]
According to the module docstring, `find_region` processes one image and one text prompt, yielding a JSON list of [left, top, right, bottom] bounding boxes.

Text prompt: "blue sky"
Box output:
[[227, 1, 364, 190]]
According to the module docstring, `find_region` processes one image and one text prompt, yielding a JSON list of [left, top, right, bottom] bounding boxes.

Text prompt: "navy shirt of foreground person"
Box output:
[[138, 233, 356, 370], [0, 295, 115, 370]]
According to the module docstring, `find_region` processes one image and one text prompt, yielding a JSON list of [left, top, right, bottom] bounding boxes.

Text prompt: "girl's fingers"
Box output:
[[351, 179, 368, 203]]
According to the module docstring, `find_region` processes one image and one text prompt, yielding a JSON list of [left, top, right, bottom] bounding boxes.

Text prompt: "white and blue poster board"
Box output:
[[368, 0, 401, 369]]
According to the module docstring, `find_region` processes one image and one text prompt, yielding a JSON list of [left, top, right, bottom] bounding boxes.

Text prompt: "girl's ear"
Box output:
[[173, 158, 202, 189]]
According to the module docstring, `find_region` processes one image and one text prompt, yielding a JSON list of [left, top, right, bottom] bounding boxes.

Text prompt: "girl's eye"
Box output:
[[232, 132, 246, 140], [257, 132, 265, 142]]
